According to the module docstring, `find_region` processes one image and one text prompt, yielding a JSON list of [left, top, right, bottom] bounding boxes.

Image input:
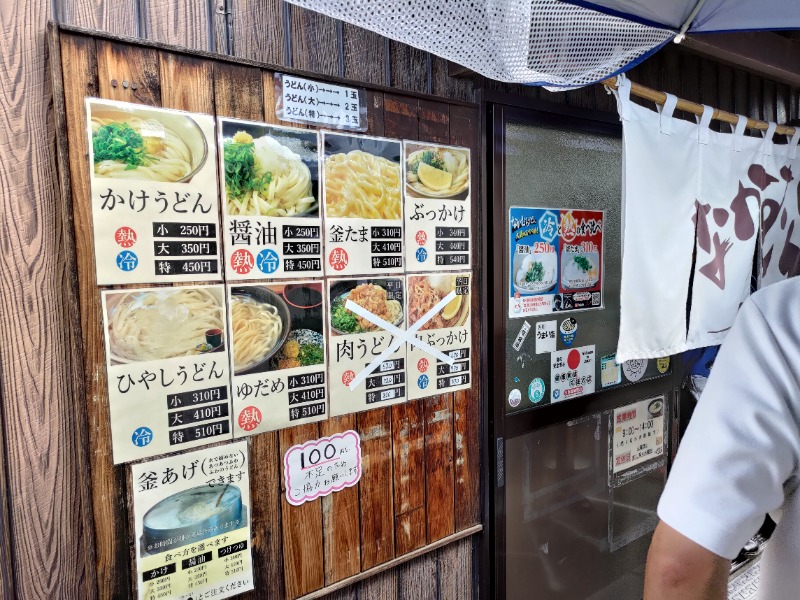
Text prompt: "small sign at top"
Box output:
[[276, 74, 367, 132]]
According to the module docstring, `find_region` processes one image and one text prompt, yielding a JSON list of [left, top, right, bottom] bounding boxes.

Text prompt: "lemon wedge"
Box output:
[[442, 293, 462, 321], [418, 162, 453, 191]]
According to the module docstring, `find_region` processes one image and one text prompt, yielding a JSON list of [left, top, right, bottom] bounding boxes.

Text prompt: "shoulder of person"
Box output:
[[746, 277, 799, 319]]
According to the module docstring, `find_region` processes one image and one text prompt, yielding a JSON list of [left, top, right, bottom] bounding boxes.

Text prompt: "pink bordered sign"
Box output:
[[283, 430, 362, 506]]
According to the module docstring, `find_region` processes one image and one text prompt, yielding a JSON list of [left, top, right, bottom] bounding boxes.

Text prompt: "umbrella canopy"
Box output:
[[286, 0, 800, 88], [566, 0, 800, 32]]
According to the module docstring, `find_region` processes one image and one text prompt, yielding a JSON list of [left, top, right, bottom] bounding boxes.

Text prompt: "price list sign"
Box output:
[[276, 74, 367, 131], [404, 142, 471, 271], [218, 119, 324, 280], [132, 441, 254, 600], [406, 273, 472, 400], [612, 396, 666, 476], [327, 277, 408, 416], [101, 285, 232, 463], [227, 281, 328, 435], [86, 99, 222, 284], [322, 133, 405, 277]]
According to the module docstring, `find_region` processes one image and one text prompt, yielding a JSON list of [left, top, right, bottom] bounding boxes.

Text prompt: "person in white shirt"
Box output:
[[644, 276, 800, 600]]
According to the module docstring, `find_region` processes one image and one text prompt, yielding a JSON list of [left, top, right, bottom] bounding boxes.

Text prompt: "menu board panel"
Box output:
[[218, 119, 324, 280], [403, 142, 471, 271], [322, 133, 405, 276], [87, 98, 222, 284], [509, 207, 604, 318], [102, 285, 232, 463], [132, 441, 254, 600], [228, 281, 328, 435], [406, 272, 472, 399], [327, 277, 408, 415]]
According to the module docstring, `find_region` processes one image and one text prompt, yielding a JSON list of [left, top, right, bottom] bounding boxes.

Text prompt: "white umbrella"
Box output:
[[286, 0, 800, 88]]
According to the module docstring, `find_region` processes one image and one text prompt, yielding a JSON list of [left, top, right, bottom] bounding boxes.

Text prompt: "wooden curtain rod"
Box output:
[[602, 76, 797, 137]]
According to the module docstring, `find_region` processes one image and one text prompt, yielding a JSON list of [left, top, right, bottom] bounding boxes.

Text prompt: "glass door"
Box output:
[[487, 102, 681, 600]]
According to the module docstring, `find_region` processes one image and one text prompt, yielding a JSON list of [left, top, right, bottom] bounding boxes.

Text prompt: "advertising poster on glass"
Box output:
[[218, 119, 324, 280], [322, 132, 404, 276], [101, 285, 232, 464], [403, 142, 471, 271], [611, 396, 667, 486], [86, 98, 222, 285], [327, 277, 407, 415], [228, 281, 327, 435], [132, 441, 254, 600], [508, 207, 604, 318], [406, 272, 472, 400]]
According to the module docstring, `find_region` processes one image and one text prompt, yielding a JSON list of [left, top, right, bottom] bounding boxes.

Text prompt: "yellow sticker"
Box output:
[[656, 357, 670, 373]]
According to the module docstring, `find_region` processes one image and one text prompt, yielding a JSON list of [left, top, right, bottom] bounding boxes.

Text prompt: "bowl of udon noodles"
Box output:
[[329, 280, 404, 336], [140, 484, 245, 556], [90, 106, 208, 183], [231, 287, 292, 375], [106, 287, 225, 365]]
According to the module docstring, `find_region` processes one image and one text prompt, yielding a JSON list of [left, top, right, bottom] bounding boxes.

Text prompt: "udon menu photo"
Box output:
[[101, 285, 232, 464], [220, 121, 319, 219], [327, 277, 408, 416], [228, 281, 328, 435], [104, 287, 227, 366], [322, 132, 405, 276], [403, 141, 471, 271], [86, 98, 222, 285], [406, 273, 473, 400], [132, 441, 254, 600], [90, 101, 209, 184], [219, 119, 324, 280], [404, 142, 470, 200]]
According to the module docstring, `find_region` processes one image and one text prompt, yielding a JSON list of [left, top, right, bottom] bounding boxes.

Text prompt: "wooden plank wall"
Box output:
[[54, 0, 800, 114], [1, 1, 799, 599], [55, 29, 482, 600]]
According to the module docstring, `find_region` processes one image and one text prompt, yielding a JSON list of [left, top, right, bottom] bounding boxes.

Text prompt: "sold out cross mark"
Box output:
[[345, 291, 457, 391]]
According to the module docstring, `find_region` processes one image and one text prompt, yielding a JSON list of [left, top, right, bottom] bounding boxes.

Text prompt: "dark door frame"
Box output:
[[478, 91, 682, 600]]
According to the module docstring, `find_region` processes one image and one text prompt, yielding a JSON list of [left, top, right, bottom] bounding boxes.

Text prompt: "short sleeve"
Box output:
[[658, 295, 800, 560]]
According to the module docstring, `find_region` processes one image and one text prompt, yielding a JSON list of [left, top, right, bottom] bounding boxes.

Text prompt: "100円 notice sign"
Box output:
[[132, 441, 254, 600], [284, 430, 362, 506]]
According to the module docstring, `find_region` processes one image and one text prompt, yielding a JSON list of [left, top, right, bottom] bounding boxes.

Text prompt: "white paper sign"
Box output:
[[327, 277, 408, 415], [228, 281, 328, 436], [535, 320, 557, 354], [101, 285, 232, 464], [512, 321, 531, 352], [403, 142, 471, 271], [612, 396, 666, 474], [550, 345, 595, 403], [278, 74, 365, 131], [601, 354, 622, 387], [218, 118, 324, 280], [322, 133, 405, 277], [284, 430, 362, 506], [406, 273, 472, 400], [86, 98, 222, 285], [132, 441, 254, 600]]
